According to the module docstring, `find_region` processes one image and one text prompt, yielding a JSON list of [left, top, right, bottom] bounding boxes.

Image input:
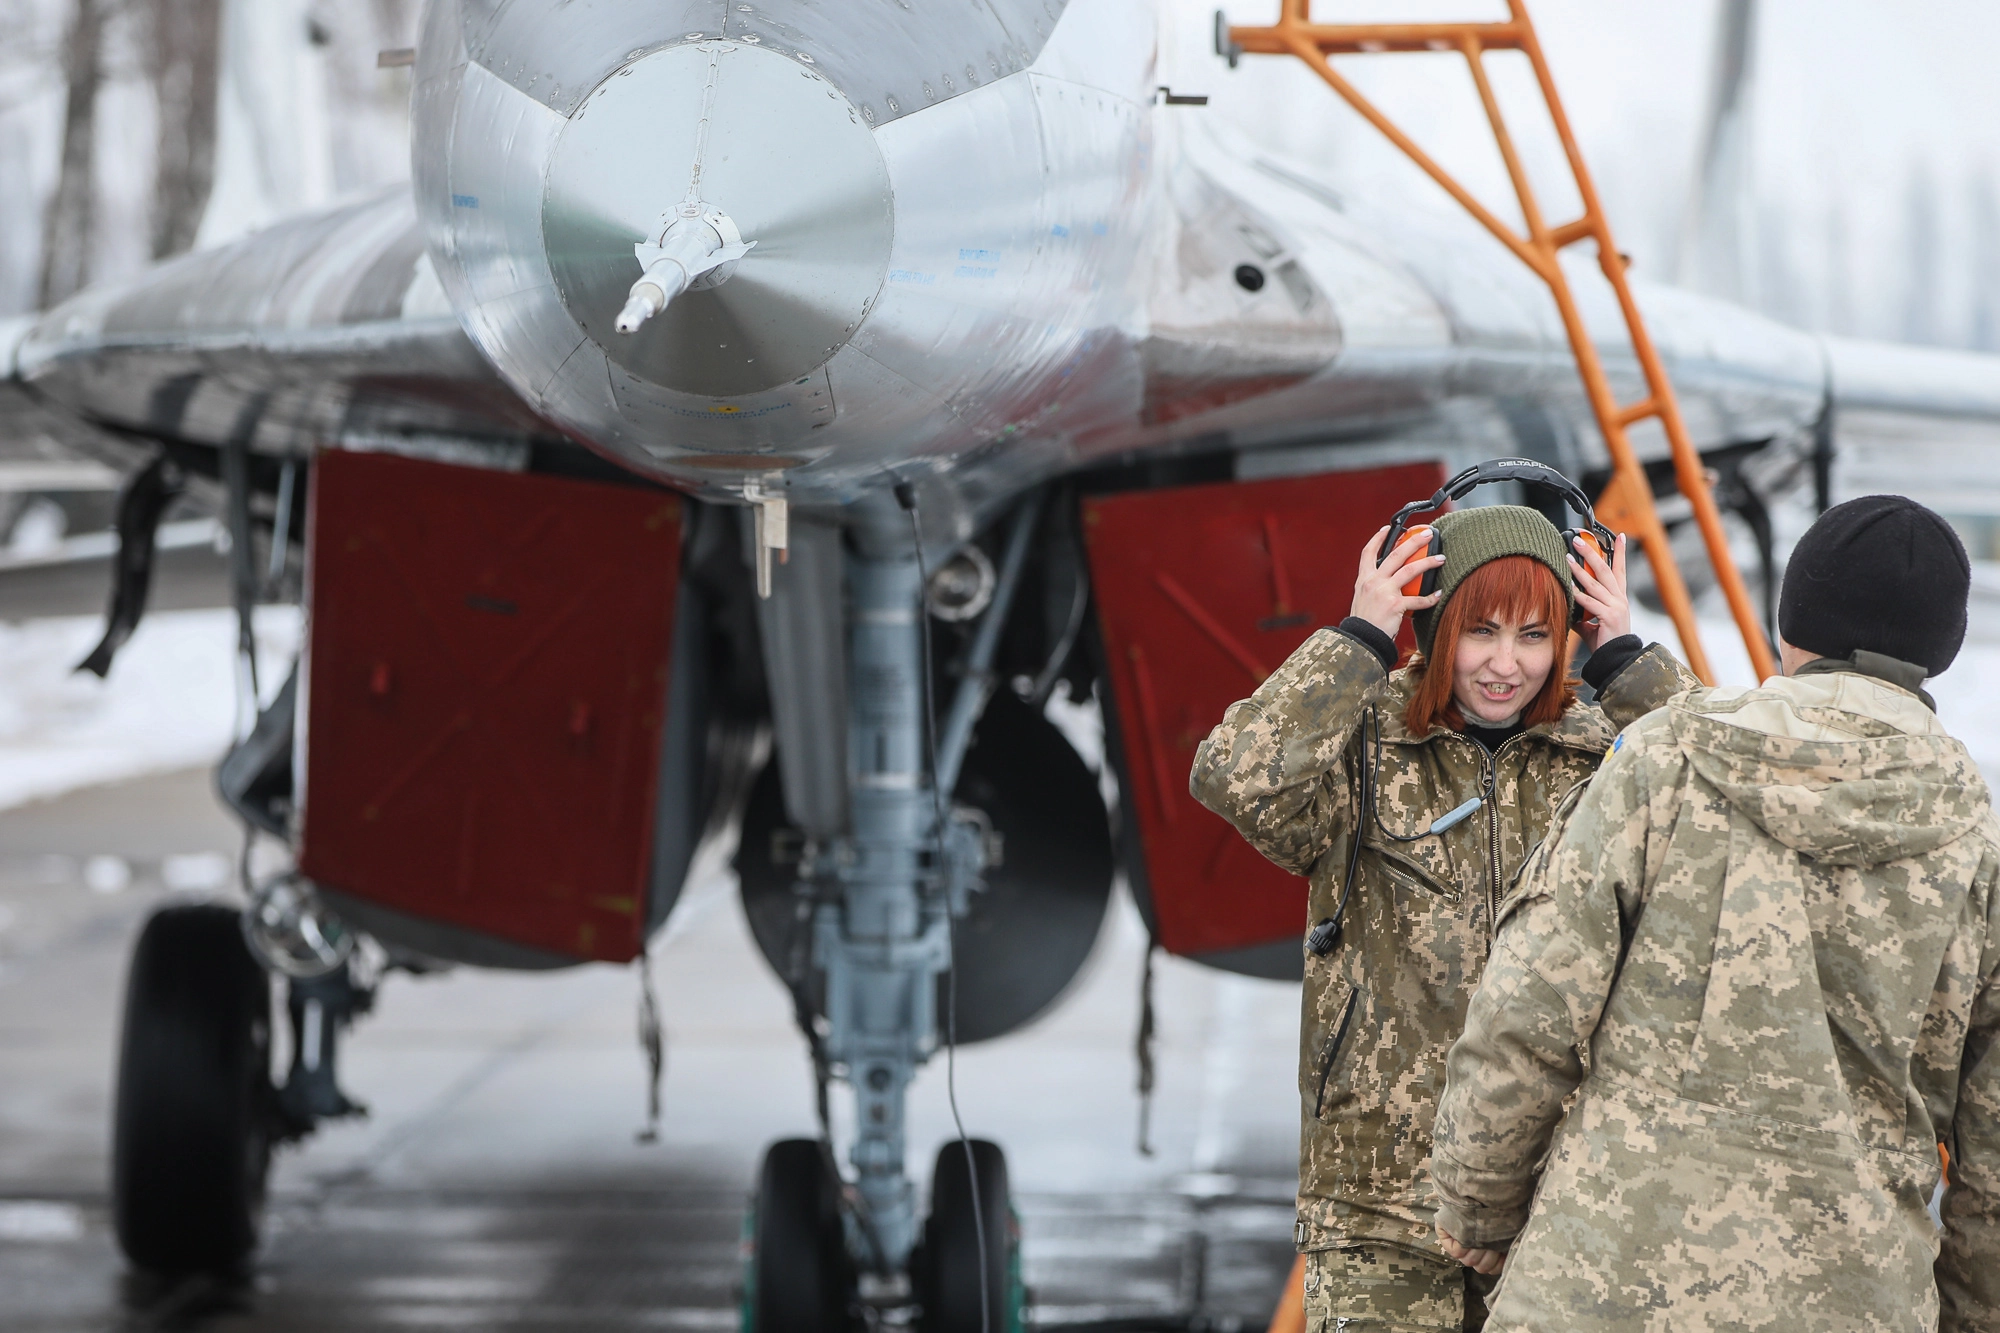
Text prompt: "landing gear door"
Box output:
[[296, 449, 683, 964], [1082, 462, 1445, 974]]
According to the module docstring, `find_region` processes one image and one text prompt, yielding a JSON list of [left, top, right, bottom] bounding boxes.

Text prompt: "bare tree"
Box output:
[[37, 0, 107, 308], [1902, 165, 1942, 346], [147, 0, 221, 259], [1970, 176, 2000, 352]]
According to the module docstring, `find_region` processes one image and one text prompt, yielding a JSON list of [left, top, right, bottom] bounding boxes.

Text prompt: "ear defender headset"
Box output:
[[1377, 457, 1616, 626], [1305, 460, 1619, 960]]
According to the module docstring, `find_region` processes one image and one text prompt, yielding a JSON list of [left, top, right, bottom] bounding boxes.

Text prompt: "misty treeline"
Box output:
[[0, 0, 414, 313], [37, 0, 216, 306]]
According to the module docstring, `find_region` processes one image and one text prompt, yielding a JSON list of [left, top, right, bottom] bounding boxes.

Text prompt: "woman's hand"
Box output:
[[1438, 1227, 1507, 1277], [1569, 531, 1631, 652], [1352, 526, 1445, 641]]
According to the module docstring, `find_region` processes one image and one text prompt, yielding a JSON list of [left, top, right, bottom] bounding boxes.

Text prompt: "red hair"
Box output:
[[1405, 556, 1577, 735]]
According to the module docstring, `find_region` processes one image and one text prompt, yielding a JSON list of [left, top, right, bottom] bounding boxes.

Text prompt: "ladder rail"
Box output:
[[1222, 0, 1779, 685]]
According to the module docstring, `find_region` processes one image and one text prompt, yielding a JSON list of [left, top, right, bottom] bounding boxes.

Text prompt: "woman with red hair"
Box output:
[[1191, 502, 1695, 1332]]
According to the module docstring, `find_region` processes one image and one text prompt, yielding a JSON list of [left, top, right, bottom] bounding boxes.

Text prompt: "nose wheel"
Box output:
[[744, 1140, 857, 1333], [743, 1138, 1023, 1333], [916, 1140, 1023, 1333], [112, 903, 275, 1273]]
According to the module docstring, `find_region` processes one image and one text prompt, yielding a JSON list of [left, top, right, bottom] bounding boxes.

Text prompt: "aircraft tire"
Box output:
[[112, 902, 274, 1274], [917, 1140, 1022, 1333], [746, 1139, 854, 1333]]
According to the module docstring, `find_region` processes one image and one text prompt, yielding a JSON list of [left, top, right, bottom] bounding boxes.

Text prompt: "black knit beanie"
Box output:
[[1779, 495, 1970, 676]]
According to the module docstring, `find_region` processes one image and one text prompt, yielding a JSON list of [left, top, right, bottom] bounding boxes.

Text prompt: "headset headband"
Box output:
[[1387, 459, 1613, 550]]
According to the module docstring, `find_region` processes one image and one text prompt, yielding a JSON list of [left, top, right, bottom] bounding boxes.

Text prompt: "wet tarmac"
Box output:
[[0, 768, 1300, 1331]]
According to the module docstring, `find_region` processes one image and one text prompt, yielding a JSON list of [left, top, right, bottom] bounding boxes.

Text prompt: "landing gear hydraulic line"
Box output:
[[751, 494, 1036, 1330], [809, 496, 982, 1273]]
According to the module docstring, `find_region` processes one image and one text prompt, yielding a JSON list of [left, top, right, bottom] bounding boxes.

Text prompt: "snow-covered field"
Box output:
[[0, 607, 298, 813]]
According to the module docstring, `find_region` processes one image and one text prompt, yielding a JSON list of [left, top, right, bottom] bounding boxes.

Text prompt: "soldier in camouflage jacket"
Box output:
[[1191, 502, 1695, 1330], [1431, 494, 2000, 1332]]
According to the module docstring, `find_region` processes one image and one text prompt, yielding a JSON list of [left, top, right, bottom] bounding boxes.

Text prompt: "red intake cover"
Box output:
[[298, 450, 681, 963], [1083, 462, 1445, 960]]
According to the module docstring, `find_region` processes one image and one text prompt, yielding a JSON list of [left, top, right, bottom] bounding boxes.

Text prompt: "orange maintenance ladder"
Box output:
[[1219, 4, 1775, 1326], [1219, 0, 1775, 685]]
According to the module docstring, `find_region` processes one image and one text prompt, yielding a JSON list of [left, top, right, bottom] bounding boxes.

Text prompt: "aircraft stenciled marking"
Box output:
[[1261, 513, 1294, 618], [1204, 823, 1240, 882], [684, 46, 723, 206], [350, 520, 624, 833], [1126, 641, 1176, 827], [457, 789, 480, 899], [1152, 572, 1269, 685], [954, 266, 997, 279], [887, 270, 936, 285], [451, 194, 479, 209], [659, 401, 794, 419]]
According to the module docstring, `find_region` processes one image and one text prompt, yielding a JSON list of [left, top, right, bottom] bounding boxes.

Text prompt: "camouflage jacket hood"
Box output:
[[1672, 671, 1988, 866], [1189, 627, 1696, 1257], [1430, 668, 2000, 1333]]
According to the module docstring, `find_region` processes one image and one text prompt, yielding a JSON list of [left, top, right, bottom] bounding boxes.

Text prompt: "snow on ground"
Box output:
[[0, 607, 299, 813]]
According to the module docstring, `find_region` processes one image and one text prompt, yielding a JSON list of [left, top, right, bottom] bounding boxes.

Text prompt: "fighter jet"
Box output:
[[4, 0, 1998, 1326]]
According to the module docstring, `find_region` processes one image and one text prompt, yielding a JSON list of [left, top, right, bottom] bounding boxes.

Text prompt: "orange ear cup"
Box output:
[[1570, 530, 1607, 565], [1398, 525, 1436, 598]]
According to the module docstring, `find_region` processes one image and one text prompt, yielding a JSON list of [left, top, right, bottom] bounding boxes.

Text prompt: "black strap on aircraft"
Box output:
[[222, 409, 264, 702], [1134, 936, 1158, 1158], [75, 451, 184, 678]]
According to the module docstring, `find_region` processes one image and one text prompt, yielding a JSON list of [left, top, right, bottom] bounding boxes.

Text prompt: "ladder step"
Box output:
[[1615, 398, 1659, 426], [1291, 21, 1526, 55], [1549, 217, 1595, 249]]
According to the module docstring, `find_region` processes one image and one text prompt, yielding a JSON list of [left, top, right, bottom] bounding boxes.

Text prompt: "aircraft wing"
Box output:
[[1824, 335, 2000, 523], [4, 189, 551, 482]]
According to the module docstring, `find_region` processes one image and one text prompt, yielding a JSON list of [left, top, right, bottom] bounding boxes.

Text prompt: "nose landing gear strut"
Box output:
[[741, 497, 1028, 1332]]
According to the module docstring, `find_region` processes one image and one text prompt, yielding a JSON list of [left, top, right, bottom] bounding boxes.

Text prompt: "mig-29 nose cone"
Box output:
[[542, 41, 893, 399]]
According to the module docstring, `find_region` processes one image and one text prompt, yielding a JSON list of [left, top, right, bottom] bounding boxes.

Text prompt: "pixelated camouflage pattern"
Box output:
[[1303, 1242, 1496, 1332], [1188, 628, 1695, 1257], [1430, 670, 2000, 1333]]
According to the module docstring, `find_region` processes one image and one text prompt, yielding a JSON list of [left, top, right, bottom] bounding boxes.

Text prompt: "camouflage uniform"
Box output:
[[1189, 626, 1694, 1329], [1430, 668, 2000, 1333]]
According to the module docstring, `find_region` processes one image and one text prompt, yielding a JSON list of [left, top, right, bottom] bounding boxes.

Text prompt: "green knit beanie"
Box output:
[[1411, 505, 1575, 656]]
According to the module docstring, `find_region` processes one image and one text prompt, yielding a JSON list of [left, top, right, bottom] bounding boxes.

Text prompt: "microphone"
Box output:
[[1427, 797, 1483, 836]]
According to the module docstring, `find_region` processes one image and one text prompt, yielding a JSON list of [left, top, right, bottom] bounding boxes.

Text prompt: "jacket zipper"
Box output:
[[1474, 741, 1501, 945], [1313, 988, 1361, 1120]]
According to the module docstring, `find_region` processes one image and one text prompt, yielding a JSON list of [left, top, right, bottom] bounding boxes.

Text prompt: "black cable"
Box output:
[[1028, 541, 1089, 706], [1310, 706, 1492, 956], [896, 482, 992, 1333]]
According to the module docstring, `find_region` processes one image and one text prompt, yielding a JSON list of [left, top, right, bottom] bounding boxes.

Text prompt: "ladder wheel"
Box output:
[[112, 903, 274, 1273], [917, 1140, 1022, 1333], [745, 1139, 854, 1333]]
